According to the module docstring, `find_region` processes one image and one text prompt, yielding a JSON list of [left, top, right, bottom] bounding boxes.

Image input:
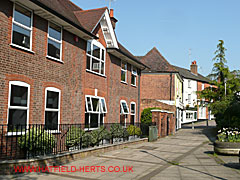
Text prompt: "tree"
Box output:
[[198, 40, 240, 128]]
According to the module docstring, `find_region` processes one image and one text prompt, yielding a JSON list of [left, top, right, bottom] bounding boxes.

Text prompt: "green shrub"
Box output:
[[141, 107, 161, 125], [110, 124, 128, 139], [223, 100, 240, 129], [90, 126, 110, 146], [18, 127, 55, 153], [66, 126, 85, 148], [127, 125, 142, 136]]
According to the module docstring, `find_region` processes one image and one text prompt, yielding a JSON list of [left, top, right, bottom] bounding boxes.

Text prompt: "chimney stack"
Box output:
[[109, 9, 118, 30], [190, 60, 198, 75]]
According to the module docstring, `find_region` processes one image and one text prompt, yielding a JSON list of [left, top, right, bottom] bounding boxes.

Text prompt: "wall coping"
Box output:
[[151, 109, 174, 114]]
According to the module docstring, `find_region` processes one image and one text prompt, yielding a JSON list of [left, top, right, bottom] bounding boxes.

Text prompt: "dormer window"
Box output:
[[86, 40, 106, 76]]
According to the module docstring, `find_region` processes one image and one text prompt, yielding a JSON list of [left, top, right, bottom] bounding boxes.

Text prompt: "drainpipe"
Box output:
[[138, 70, 141, 123], [170, 73, 172, 101]]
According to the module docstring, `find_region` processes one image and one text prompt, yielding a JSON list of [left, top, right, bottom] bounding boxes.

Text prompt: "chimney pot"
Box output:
[[110, 9, 114, 18], [109, 9, 118, 30], [190, 60, 198, 75]]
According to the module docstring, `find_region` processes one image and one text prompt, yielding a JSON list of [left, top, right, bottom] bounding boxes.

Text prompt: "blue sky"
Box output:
[[72, 0, 240, 76]]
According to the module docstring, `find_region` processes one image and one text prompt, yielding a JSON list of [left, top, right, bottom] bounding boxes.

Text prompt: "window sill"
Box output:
[[5, 132, 26, 136], [86, 69, 106, 78], [10, 43, 35, 54], [45, 130, 61, 134], [121, 81, 128, 85], [131, 84, 137, 88], [46, 55, 64, 63]]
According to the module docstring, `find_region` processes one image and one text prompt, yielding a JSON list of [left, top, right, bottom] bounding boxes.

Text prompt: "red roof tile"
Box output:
[[139, 47, 177, 73], [74, 7, 107, 32]]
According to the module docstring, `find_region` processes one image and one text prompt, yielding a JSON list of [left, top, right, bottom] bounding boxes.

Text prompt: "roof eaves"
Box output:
[[29, 0, 97, 39]]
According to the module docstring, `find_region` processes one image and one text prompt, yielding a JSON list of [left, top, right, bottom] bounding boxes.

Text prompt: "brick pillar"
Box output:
[[152, 111, 161, 137], [161, 112, 167, 137]]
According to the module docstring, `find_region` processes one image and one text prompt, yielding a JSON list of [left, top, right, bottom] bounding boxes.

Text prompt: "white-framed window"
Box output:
[[86, 40, 106, 76], [130, 102, 136, 125], [47, 22, 62, 61], [121, 61, 127, 83], [202, 83, 205, 90], [7, 81, 30, 132], [120, 100, 129, 126], [44, 87, 61, 131], [131, 66, 137, 86], [188, 94, 191, 104], [85, 95, 107, 129], [11, 3, 33, 51], [188, 80, 191, 88]]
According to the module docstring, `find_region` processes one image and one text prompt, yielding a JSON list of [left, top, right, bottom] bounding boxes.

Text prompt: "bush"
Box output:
[[110, 124, 128, 139], [18, 127, 55, 154], [223, 100, 240, 129], [141, 107, 161, 125], [90, 126, 110, 146], [66, 126, 85, 148], [127, 125, 142, 136]]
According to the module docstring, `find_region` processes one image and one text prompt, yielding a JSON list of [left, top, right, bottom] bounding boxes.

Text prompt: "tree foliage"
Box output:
[[198, 40, 240, 128]]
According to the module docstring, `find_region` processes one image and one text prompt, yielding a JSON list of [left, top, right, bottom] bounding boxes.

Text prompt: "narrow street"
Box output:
[[3, 120, 240, 180]]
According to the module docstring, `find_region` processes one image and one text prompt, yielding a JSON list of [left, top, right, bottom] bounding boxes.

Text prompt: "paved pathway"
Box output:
[[2, 120, 240, 180]]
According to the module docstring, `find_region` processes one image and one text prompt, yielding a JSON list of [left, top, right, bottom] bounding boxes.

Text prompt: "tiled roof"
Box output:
[[33, 0, 146, 67], [74, 7, 107, 32], [173, 65, 210, 83], [139, 47, 178, 73], [35, 0, 83, 27], [108, 42, 148, 68]]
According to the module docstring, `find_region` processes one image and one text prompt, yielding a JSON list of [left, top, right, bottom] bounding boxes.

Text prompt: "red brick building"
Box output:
[[0, 0, 146, 132], [138, 47, 184, 133]]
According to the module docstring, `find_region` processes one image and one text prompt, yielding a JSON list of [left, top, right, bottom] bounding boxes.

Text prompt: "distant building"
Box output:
[[173, 61, 213, 124]]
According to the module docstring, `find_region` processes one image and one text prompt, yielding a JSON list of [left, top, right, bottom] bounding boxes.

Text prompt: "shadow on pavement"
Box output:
[[140, 150, 227, 180], [223, 163, 240, 170]]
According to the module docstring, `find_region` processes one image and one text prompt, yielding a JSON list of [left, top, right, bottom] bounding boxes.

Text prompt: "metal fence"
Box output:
[[0, 123, 151, 160]]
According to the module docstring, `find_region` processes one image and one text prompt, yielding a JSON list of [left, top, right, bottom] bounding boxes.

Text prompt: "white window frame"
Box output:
[[130, 102, 136, 124], [7, 81, 30, 134], [188, 80, 191, 88], [120, 100, 129, 115], [188, 94, 191, 104], [85, 95, 107, 129], [86, 40, 106, 76], [44, 87, 61, 132], [47, 22, 63, 62], [11, 3, 33, 52], [131, 65, 137, 86], [121, 61, 127, 83]]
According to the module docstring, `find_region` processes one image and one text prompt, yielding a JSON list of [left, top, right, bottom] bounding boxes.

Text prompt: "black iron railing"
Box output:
[[0, 123, 151, 160]]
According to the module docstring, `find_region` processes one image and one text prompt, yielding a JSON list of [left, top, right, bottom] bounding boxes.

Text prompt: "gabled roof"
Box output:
[[74, 7, 108, 32], [139, 47, 178, 73], [173, 65, 210, 83]]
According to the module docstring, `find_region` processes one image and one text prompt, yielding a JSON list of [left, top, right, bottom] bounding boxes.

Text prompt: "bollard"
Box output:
[[192, 121, 194, 130], [206, 119, 209, 127]]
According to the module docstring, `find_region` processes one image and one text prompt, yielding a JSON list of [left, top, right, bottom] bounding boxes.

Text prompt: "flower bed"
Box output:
[[214, 128, 240, 155]]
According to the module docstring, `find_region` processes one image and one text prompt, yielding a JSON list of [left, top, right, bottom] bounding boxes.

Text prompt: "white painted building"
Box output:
[[173, 61, 212, 124]]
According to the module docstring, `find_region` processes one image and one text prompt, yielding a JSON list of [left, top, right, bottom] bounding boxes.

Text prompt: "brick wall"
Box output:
[[0, 1, 141, 126], [140, 73, 175, 101]]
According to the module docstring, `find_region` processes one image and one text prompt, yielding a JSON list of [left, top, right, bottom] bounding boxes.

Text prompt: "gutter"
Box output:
[[29, 0, 97, 39]]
